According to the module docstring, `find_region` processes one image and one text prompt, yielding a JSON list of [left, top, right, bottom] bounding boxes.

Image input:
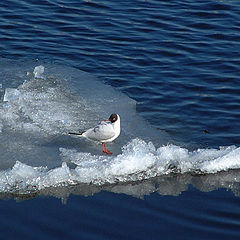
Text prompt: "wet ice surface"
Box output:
[[0, 60, 240, 198]]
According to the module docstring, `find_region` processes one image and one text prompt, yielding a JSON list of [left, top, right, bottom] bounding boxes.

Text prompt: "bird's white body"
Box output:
[[69, 113, 120, 154], [82, 114, 120, 143]]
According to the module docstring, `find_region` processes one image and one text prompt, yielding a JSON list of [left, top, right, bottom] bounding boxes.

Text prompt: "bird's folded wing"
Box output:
[[85, 122, 115, 141]]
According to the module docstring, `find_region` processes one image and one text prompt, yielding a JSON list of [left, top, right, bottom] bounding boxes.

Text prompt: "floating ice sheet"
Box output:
[[0, 138, 240, 195], [0, 59, 239, 197]]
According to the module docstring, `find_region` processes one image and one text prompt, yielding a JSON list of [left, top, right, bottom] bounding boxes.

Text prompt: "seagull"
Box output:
[[69, 113, 120, 155]]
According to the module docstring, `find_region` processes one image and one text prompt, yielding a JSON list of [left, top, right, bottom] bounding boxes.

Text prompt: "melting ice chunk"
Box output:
[[3, 88, 20, 102], [33, 65, 45, 79]]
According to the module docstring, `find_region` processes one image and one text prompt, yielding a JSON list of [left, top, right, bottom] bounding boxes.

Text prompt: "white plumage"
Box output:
[[69, 113, 120, 154]]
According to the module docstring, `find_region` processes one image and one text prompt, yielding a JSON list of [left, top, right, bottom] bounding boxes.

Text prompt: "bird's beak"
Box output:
[[104, 119, 110, 122]]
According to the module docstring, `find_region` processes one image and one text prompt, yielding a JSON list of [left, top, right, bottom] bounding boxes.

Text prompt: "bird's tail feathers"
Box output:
[[69, 131, 85, 136]]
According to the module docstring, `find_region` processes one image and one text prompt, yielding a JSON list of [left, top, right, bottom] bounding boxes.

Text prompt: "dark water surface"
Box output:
[[1, 188, 240, 240], [0, 0, 240, 239]]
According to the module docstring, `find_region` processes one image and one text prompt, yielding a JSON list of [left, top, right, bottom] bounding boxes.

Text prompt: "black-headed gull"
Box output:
[[69, 113, 120, 154]]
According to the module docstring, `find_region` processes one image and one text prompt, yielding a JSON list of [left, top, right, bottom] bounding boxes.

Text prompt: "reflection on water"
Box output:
[[2, 169, 240, 203]]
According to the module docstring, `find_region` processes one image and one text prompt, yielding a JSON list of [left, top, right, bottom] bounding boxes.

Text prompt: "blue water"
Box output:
[[0, 0, 240, 239]]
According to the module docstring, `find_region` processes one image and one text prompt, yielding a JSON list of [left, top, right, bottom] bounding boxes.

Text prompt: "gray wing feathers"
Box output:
[[83, 121, 115, 141]]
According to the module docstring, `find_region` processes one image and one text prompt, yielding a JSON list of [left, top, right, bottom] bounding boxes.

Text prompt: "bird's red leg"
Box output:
[[102, 143, 106, 152], [102, 143, 112, 155]]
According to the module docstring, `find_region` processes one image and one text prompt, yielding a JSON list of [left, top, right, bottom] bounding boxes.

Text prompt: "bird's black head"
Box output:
[[109, 113, 118, 123]]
